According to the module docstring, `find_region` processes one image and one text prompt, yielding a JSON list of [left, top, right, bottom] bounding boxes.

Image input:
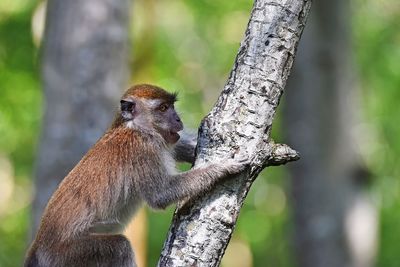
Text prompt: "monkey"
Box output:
[[25, 84, 249, 267]]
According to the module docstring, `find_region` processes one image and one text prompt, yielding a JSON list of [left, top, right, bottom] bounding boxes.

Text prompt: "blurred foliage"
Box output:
[[0, 1, 41, 266], [0, 0, 399, 266], [353, 1, 400, 267]]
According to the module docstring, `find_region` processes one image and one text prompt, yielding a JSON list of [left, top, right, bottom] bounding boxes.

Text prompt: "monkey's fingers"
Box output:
[[233, 153, 250, 165], [223, 156, 250, 175]]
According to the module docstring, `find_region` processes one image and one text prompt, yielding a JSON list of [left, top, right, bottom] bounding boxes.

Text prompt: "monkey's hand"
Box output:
[[220, 154, 250, 176]]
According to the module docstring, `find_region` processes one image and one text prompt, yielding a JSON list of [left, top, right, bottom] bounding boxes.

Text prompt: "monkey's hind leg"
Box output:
[[69, 234, 136, 267], [42, 234, 136, 267]]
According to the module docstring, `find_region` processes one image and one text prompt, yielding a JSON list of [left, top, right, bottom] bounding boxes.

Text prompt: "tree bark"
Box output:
[[158, 1, 312, 266], [284, 0, 378, 267], [32, 0, 131, 233]]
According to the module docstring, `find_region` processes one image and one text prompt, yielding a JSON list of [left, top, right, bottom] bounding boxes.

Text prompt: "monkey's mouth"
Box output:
[[168, 131, 180, 143], [164, 131, 181, 144]]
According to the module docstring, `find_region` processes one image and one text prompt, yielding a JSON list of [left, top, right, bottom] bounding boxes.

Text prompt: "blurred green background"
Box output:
[[0, 0, 399, 266]]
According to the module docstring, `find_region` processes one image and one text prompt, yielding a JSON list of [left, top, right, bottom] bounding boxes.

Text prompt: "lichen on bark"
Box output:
[[158, 1, 312, 266]]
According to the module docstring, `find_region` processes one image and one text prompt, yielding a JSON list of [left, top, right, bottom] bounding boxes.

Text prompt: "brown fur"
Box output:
[[123, 84, 177, 103], [25, 85, 248, 267]]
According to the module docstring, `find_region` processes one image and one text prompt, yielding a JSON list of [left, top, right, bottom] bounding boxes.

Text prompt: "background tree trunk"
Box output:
[[32, 0, 131, 234], [158, 0, 312, 266], [284, 0, 378, 267]]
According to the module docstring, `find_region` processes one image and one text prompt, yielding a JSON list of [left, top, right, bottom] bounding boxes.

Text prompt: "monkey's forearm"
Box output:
[[174, 131, 197, 163], [144, 160, 246, 209]]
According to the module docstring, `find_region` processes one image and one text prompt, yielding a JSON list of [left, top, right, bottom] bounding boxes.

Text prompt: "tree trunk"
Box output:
[[284, 0, 378, 267], [32, 0, 131, 233], [158, 1, 312, 266]]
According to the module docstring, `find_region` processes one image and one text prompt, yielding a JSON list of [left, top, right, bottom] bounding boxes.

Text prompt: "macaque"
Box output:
[[25, 84, 249, 267]]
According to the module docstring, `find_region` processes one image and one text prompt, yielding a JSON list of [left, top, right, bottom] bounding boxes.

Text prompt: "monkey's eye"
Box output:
[[159, 104, 169, 112]]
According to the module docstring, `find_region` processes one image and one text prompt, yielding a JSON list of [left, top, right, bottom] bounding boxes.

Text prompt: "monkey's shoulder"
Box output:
[[81, 126, 170, 168], [100, 126, 165, 147]]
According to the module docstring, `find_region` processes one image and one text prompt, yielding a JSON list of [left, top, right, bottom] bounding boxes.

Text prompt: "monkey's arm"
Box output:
[[142, 157, 248, 209], [174, 131, 197, 164]]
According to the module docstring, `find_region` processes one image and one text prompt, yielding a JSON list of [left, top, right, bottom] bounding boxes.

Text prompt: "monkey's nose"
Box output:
[[174, 114, 181, 122]]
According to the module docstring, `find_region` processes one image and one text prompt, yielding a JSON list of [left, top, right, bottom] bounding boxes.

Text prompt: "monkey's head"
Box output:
[[118, 84, 183, 144]]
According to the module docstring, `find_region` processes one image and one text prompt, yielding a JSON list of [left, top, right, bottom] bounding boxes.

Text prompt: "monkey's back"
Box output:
[[30, 126, 166, 248]]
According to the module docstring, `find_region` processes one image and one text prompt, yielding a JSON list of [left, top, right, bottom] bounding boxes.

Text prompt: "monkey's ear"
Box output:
[[120, 99, 135, 120]]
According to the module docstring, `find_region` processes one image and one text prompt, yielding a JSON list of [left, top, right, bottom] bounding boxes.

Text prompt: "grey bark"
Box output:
[[284, 0, 377, 267], [158, 0, 312, 266], [32, 0, 131, 233]]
